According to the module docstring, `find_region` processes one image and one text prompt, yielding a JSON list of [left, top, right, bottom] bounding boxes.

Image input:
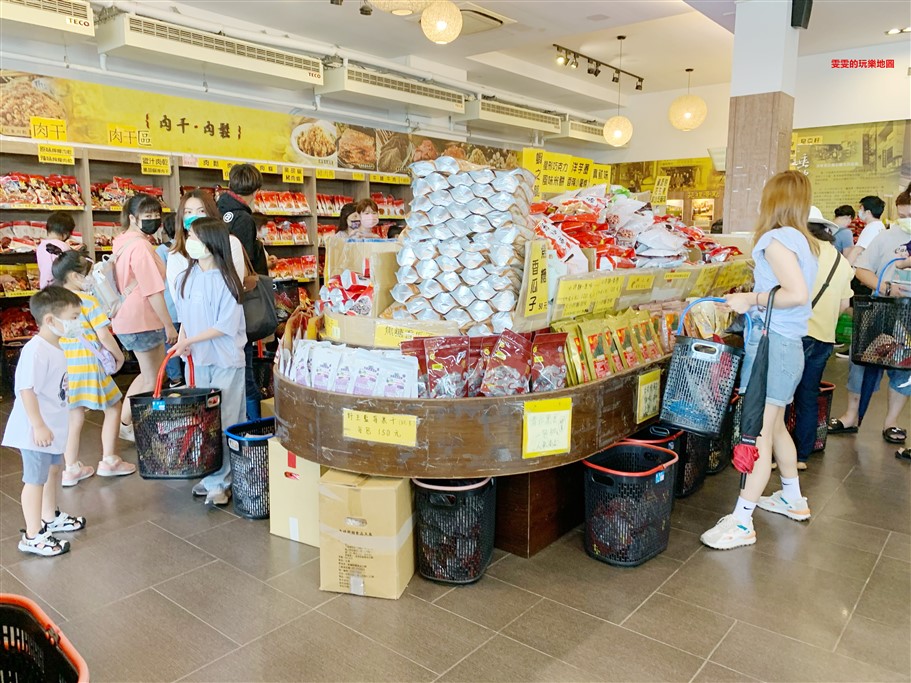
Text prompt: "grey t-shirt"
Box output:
[[855, 227, 911, 289]]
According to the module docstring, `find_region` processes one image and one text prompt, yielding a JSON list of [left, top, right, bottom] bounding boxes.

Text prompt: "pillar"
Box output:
[[723, 0, 802, 232]]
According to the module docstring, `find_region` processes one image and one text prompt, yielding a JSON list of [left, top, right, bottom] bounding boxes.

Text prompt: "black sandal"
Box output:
[[896, 448, 911, 461], [827, 418, 858, 435], [883, 427, 907, 444]]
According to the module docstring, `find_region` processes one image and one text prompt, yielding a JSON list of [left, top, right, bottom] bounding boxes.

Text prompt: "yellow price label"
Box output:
[[690, 267, 717, 297], [30, 117, 67, 142], [343, 409, 418, 448], [323, 315, 340, 341], [282, 166, 304, 184], [352, 172, 365, 181], [524, 241, 549, 317], [636, 369, 662, 423], [221, 160, 242, 181], [523, 397, 572, 459], [196, 157, 224, 171], [556, 279, 596, 317], [374, 324, 434, 348], [316, 169, 336, 180], [255, 163, 279, 174], [592, 275, 624, 314], [37, 144, 75, 165], [664, 271, 691, 284], [626, 274, 656, 292], [393, 175, 410, 185], [141, 154, 171, 176]]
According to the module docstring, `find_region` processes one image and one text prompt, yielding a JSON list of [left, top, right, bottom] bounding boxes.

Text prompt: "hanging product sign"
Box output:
[[651, 175, 670, 207], [540, 152, 572, 195], [37, 144, 74, 165], [566, 157, 593, 191], [591, 163, 611, 185], [141, 154, 171, 176], [521, 148, 544, 199]]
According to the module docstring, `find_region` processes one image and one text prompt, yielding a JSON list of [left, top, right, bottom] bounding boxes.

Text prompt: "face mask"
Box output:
[[80, 275, 95, 293], [185, 239, 210, 260], [52, 316, 83, 339], [347, 220, 360, 231], [183, 215, 200, 231], [360, 214, 379, 230], [139, 217, 161, 235], [896, 217, 911, 234]]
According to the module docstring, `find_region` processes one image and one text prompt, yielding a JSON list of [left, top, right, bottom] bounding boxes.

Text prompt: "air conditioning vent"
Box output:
[[546, 119, 611, 146], [317, 66, 465, 115], [0, 0, 94, 37], [96, 13, 323, 87], [456, 100, 562, 135]]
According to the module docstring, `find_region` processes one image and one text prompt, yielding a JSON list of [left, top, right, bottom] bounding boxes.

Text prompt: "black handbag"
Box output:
[[242, 248, 278, 342]]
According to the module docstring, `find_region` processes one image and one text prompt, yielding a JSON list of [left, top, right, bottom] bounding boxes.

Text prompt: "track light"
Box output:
[[329, 0, 343, 5], [587, 60, 601, 77], [359, 0, 372, 14], [612, 70, 620, 83], [556, 50, 566, 66], [635, 78, 643, 91], [569, 55, 579, 69], [553, 43, 643, 85]]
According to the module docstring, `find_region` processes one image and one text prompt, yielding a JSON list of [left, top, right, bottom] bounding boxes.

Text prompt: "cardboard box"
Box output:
[[321, 311, 461, 348], [324, 235, 400, 317], [319, 470, 414, 600], [268, 439, 324, 548]]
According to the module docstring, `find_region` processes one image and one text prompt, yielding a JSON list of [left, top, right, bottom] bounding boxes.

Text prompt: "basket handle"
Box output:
[[153, 349, 195, 398], [677, 297, 753, 340], [874, 258, 906, 297]]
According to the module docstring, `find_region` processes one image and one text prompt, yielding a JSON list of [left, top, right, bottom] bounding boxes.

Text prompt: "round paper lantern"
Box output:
[[603, 116, 633, 147], [668, 94, 708, 131], [421, 0, 463, 44], [371, 0, 432, 16]]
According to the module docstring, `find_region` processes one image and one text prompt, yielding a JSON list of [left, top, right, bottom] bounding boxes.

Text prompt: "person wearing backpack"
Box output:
[[37, 211, 75, 289], [111, 193, 177, 441]]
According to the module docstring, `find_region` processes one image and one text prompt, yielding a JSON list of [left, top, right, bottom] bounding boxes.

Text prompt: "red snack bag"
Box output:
[[530, 332, 568, 393], [480, 330, 532, 397], [466, 335, 499, 397], [401, 338, 429, 398], [425, 336, 469, 398]]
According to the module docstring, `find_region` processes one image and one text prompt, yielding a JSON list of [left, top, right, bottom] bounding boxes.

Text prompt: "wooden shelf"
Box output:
[[0, 204, 84, 211]]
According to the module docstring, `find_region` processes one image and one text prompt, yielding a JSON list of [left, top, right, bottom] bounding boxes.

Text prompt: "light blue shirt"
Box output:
[[750, 227, 818, 339], [174, 266, 246, 369], [155, 242, 178, 323], [832, 227, 854, 255]]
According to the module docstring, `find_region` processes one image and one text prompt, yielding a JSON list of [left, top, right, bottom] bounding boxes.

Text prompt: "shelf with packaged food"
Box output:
[[0, 204, 85, 212]]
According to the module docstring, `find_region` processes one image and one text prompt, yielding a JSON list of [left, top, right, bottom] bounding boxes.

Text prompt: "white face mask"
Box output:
[[52, 316, 83, 339], [186, 239, 210, 260], [896, 217, 911, 234], [359, 213, 379, 230]]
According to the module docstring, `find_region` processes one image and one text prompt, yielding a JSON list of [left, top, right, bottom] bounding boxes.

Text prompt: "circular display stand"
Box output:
[[274, 357, 668, 478]]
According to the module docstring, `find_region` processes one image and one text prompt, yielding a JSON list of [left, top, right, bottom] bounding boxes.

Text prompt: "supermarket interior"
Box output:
[[0, 0, 909, 681]]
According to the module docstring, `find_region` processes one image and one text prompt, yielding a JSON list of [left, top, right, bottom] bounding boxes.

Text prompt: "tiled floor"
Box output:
[[0, 358, 908, 682]]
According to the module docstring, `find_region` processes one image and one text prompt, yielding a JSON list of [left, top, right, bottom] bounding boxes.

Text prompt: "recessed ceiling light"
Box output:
[[885, 28, 902, 34], [902, 26, 911, 32]]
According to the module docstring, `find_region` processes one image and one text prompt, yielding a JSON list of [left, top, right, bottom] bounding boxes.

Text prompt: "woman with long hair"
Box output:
[[171, 218, 246, 507], [701, 171, 820, 550]]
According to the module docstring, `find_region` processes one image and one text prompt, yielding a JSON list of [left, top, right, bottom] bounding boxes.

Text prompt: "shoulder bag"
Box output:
[[241, 247, 278, 342], [78, 316, 119, 375]]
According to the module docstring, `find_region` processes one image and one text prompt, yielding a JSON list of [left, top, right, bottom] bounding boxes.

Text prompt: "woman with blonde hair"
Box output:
[[701, 170, 820, 550]]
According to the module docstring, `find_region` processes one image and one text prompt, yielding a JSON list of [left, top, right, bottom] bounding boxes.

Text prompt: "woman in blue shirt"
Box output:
[[171, 218, 246, 507], [701, 171, 820, 551]]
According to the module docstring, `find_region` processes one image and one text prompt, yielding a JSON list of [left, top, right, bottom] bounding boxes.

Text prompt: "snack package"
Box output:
[[602, 326, 625, 375], [331, 349, 359, 394], [290, 340, 317, 387], [607, 316, 642, 370], [373, 356, 420, 399], [579, 320, 614, 380], [466, 335, 499, 397], [530, 332, 568, 393], [551, 320, 587, 386], [425, 336, 469, 398], [24, 263, 39, 292], [635, 311, 663, 361], [351, 350, 384, 397], [310, 344, 343, 392], [401, 338, 429, 398], [480, 330, 531, 397]]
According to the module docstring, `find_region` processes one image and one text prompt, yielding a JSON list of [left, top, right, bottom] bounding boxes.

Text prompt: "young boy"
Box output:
[[3, 287, 87, 556]]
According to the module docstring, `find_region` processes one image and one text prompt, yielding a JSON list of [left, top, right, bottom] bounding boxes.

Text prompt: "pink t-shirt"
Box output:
[[110, 231, 166, 335], [36, 239, 70, 288]]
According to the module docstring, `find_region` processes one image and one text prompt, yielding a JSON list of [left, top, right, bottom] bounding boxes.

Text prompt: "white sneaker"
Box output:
[[205, 487, 231, 507], [758, 491, 811, 521], [119, 423, 135, 442], [701, 515, 756, 550]]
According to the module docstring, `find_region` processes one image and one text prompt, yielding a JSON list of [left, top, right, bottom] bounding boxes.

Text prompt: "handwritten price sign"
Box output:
[[343, 409, 418, 447], [523, 397, 572, 459]]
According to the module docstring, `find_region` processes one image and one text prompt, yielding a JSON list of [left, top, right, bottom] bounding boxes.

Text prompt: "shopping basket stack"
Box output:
[[693, 394, 741, 475], [626, 423, 708, 498], [131, 351, 223, 479], [851, 258, 911, 370], [225, 418, 275, 519]]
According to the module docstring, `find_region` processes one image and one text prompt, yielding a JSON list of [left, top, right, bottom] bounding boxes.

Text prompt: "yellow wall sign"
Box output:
[[316, 169, 336, 180], [591, 275, 624, 314], [141, 154, 171, 176], [521, 147, 544, 199], [255, 163, 279, 174], [374, 324, 434, 348], [591, 163, 611, 185], [540, 152, 572, 194], [651, 175, 670, 206], [369, 173, 409, 185], [664, 271, 691, 284], [524, 241, 549, 317], [566, 157, 593, 190], [37, 144, 75, 165], [30, 117, 67, 141], [282, 166, 304, 184], [555, 279, 595, 317], [107, 124, 150, 148], [323, 315, 340, 341], [636, 369, 662, 423], [343, 409, 418, 448], [523, 397, 573, 459]]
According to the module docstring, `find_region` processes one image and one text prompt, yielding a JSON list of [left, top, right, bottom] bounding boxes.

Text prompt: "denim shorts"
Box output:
[[738, 323, 805, 407], [118, 328, 165, 353], [21, 450, 63, 485], [847, 360, 911, 397]]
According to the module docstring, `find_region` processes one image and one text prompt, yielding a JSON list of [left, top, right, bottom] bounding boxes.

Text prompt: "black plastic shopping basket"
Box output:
[[252, 343, 276, 400], [627, 423, 710, 498], [784, 382, 836, 453], [225, 418, 275, 520], [131, 351, 223, 479], [583, 444, 678, 567], [661, 297, 751, 437], [412, 478, 496, 584], [696, 394, 741, 475], [851, 258, 911, 370], [1, 593, 88, 682]]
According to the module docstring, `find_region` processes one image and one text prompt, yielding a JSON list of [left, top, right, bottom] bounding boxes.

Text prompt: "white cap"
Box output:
[[808, 206, 840, 232]]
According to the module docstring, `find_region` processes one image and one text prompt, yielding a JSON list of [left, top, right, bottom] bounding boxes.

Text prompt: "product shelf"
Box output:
[[0, 204, 84, 211]]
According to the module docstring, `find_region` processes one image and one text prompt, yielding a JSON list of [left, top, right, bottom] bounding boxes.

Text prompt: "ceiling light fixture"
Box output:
[[587, 60, 602, 77], [612, 70, 620, 83], [885, 27, 902, 34], [603, 35, 633, 147], [635, 78, 643, 91], [552, 43, 644, 87], [556, 50, 567, 66], [371, 0, 432, 16], [569, 55, 579, 69], [421, 0, 462, 44], [668, 68, 708, 132]]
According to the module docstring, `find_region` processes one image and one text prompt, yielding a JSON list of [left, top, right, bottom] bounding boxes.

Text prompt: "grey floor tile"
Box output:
[[711, 621, 906, 682], [64, 589, 236, 682], [622, 593, 734, 658], [819, 481, 911, 535], [318, 593, 492, 674], [692, 662, 761, 683], [0, 492, 22, 544], [266, 558, 337, 608], [837, 614, 911, 677], [406, 574, 457, 603], [804, 516, 891, 555], [0, 567, 67, 624], [0, 446, 22, 476], [185, 517, 318, 581], [438, 634, 592, 682], [883, 531, 911, 563], [853, 557, 911, 628], [501, 600, 704, 682], [181, 610, 434, 682], [661, 547, 865, 649], [155, 560, 309, 645], [433, 575, 542, 630], [662, 527, 704, 562]]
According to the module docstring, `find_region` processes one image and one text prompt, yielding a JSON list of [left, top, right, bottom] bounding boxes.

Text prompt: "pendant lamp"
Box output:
[[603, 36, 633, 147], [371, 0, 432, 16], [421, 0, 462, 44], [668, 69, 707, 132]]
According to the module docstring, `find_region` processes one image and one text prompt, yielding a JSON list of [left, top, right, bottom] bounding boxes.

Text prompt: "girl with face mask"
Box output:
[[350, 198, 380, 240], [48, 247, 134, 486], [112, 193, 177, 442], [171, 218, 247, 507]]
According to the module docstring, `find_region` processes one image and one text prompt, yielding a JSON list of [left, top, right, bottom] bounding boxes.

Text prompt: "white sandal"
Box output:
[[18, 527, 70, 557], [44, 510, 87, 533]]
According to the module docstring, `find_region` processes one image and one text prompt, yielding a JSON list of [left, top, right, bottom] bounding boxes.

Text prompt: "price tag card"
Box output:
[[690, 266, 717, 298], [591, 275, 624, 314], [221, 161, 241, 182], [37, 144, 74, 165], [316, 169, 336, 180], [626, 274, 656, 292], [343, 409, 418, 447], [555, 279, 595, 317], [663, 271, 691, 284], [30, 117, 67, 141], [141, 154, 171, 176], [524, 241, 549, 317], [352, 172, 365, 181], [255, 163, 279, 174], [323, 315, 340, 341], [523, 397, 572, 459], [282, 166, 304, 183], [196, 157, 223, 171], [636, 369, 662, 423], [374, 324, 434, 348]]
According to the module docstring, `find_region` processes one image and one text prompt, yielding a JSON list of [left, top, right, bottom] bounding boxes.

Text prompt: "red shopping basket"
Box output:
[[130, 351, 223, 479], [1, 593, 88, 682], [660, 298, 750, 437], [785, 382, 836, 453], [626, 424, 708, 498]]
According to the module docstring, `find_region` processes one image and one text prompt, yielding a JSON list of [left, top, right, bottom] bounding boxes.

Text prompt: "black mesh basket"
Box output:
[[583, 444, 678, 567], [252, 351, 276, 400], [1, 594, 88, 682], [696, 394, 741, 475], [225, 418, 275, 520], [784, 382, 835, 453], [851, 262, 911, 370], [1, 341, 24, 393], [130, 353, 223, 479], [626, 423, 707, 498], [412, 478, 496, 585]]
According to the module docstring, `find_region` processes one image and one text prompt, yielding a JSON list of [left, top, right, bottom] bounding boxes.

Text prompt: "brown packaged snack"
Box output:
[[466, 335, 499, 397], [608, 317, 642, 370], [401, 338, 429, 398], [425, 336, 469, 398], [530, 332, 568, 393], [480, 329, 532, 397], [602, 326, 625, 375]]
